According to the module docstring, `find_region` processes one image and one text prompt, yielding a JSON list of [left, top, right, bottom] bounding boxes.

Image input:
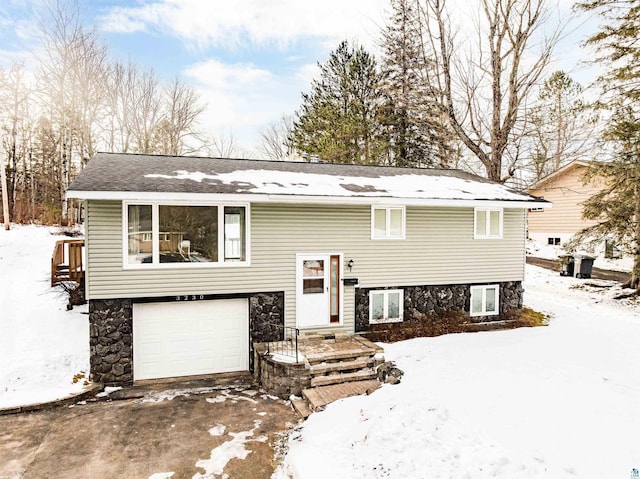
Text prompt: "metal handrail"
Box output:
[[264, 323, 300, 363]]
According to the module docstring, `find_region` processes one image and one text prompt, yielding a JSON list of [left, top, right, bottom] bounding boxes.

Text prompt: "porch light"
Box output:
[[347, 259, 354, 272]]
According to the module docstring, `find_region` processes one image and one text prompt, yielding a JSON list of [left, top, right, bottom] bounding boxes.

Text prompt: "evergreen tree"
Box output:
[[528, 71, 594, 182], [577, 0, 640, 289], [290, 40, 387, 165], [380, 0, 456, 168]]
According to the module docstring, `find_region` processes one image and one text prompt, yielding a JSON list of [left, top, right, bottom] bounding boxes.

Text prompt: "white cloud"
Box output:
[[98, 0, 388, 52], [97, 12, 148, 34], [183, 59, 306, 148], [295, 63, 320, 85]]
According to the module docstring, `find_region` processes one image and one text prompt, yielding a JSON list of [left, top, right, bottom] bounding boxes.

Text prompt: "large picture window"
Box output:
[[159, 205, 218, 263], [124, 202, 249, 267]]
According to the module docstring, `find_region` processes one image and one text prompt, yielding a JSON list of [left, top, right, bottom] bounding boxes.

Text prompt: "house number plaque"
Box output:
[[175, 295, 205, 301]]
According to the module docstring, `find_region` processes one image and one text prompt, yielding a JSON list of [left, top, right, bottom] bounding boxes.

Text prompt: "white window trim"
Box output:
[[122, 200, 251, 269], [369, 289, 404, 324], [473, 207, 503, 239], [470, 284, 500, 317], [371, 205, 406, 240]]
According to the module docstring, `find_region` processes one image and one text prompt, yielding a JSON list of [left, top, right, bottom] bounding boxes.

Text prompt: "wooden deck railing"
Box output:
[[51, 239, 85, 286]]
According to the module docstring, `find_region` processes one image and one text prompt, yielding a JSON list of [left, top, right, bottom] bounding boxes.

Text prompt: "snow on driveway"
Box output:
[[0, 225, 89, 409], [277, 265, 640, 479]]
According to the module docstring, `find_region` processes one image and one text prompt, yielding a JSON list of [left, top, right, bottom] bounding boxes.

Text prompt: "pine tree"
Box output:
[[290, 40, 387, 165], [528, 71, 594, 182], [577, 0, 640, 289], [379, 0, 456, 168]]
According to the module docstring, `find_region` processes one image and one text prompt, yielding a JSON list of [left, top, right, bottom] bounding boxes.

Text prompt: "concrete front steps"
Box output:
[[291, 333, 385, 418]]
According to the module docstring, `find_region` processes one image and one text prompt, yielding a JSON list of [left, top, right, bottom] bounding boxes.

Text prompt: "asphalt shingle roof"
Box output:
[[67, 152, 546, 204]]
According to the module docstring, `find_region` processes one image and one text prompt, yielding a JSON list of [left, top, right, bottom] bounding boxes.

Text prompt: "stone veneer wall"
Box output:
[[89, 292, 285, 385], [249, 292, 285, 370], [89, 299, 133, 385], [355, 281, 523, 332], [253, 343, 311, 399]]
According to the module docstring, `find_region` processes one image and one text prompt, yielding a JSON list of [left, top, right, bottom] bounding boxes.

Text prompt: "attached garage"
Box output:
[[132, 298, 249, 381]]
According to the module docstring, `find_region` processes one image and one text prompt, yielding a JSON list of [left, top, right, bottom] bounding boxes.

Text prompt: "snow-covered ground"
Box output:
[[276, 266, 640, 479], [0, 225, 89, 409], [3, 225, 640, 477], [527, 238, 634, 273]]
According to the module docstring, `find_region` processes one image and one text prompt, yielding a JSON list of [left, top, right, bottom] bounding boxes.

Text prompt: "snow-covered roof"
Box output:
[[67, 152, 549, 208]]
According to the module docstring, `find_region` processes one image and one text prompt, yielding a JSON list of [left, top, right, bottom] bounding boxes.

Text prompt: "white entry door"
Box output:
[[296, 253, 341, 328]]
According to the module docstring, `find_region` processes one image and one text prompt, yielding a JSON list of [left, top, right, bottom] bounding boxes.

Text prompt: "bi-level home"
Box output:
[[67, 152, 549, 385]]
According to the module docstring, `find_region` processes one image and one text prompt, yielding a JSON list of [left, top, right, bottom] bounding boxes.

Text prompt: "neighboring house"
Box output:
[[67, 152, 548, 385], [527, 160, 602, 247]]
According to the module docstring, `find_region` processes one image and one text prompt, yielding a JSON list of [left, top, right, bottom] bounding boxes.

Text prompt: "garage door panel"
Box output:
[[133, 299, 249, 381]]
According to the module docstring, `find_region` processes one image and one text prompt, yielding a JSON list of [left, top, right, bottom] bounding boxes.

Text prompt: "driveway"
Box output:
[[0, 377, 299, 479], [526, 256, 631, 283]]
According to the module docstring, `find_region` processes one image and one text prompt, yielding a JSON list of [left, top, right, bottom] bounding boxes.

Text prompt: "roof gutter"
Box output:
[[66, 190, 551, 209]]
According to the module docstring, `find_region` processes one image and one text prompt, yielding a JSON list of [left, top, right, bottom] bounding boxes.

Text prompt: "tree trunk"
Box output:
[[628, 182, 640, 290], [1, 147, 10, 230]]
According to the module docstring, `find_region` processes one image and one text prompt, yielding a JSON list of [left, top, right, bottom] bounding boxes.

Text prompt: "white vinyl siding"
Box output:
[[470, 285, 499, 316], [371, 206, 405, 239], [85, 201, 526, 332]]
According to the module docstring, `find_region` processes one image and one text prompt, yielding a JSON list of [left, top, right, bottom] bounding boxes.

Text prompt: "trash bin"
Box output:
[[574, 254, 595, 279], [559, 254, 575, 276]]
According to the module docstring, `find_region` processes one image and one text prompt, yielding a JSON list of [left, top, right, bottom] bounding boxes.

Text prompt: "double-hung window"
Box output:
[[369, 289, 403, 324], [125, 202, 249, 267], [371, 206, 405, 239], [470, 285, 499, 316], [474, 207, 503, 239]]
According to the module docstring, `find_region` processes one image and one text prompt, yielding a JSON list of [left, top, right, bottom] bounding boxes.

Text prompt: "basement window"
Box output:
[[470, 285, 499, 317], [369, 289, 403, 324]]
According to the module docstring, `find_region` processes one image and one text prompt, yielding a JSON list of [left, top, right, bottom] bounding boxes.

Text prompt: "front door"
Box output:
[[297, 253, 341, 328]]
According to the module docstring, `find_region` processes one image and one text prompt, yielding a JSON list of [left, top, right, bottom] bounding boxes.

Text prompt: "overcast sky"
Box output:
[[0, 0, 598, 155]]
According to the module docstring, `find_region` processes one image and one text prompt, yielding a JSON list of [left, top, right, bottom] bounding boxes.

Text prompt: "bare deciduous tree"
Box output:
[[71, 28, 108, 167], [155, 77, 206, 156], [417, 0, 564, 182], [256, 115, 295, 161], [105, 61, 137, 153], [37, 0, 109, 221], [131, 68, 162, 154], [208, 129, 240, 158]]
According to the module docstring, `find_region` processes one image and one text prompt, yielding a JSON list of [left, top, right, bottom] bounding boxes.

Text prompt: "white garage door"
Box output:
[[133, 299, 249, 381]]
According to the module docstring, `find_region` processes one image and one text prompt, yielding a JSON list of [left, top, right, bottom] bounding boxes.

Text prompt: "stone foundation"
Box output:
[[253, 343, 311, 399], [355, 281, 523, 332], [88, 299, 133, 385], [89, 292, 285, 385], [249, 292, 285, 370]]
